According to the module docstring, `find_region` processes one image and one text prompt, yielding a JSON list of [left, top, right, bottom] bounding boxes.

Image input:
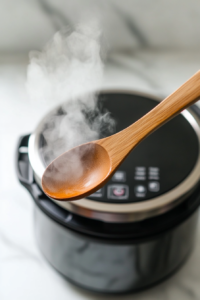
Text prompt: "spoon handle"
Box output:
[[127, 70, 200, 143], [102, 70, 200, 168]]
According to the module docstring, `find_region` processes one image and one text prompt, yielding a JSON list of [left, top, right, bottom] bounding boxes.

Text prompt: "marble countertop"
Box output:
[[1, 50, 200, 300]]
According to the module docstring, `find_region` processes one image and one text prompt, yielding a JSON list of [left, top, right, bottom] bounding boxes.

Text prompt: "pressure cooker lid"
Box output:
[[87, 93, 199, 203], [29, 91, 200, 222]]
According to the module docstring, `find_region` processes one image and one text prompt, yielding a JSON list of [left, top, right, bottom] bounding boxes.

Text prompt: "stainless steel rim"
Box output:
[[28, 89, 200, 223]]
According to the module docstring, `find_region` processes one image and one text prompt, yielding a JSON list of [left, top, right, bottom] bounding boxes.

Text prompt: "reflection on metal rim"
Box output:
[[28, 89, 200, 223]]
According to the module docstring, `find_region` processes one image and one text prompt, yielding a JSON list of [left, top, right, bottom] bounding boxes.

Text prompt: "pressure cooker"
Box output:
[[16, 90, 200, 294]]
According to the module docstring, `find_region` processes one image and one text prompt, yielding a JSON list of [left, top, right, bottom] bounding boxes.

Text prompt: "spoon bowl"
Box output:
[[42, 70, 200, 201], [42, 143, 111, 200]]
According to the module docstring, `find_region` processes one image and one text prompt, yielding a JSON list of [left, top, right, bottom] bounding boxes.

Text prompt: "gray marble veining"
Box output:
[[2, 0, 200, 53]]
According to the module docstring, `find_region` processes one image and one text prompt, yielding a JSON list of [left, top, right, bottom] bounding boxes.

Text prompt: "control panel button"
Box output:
[[148, 181, 160, 192], [134, 167, 146, 180], [134, 185, 146, 197], [107, 185, 129, 200], [148, 167, 160, 180], [112, 171, 126, 182], [89, 188, 104, 198]]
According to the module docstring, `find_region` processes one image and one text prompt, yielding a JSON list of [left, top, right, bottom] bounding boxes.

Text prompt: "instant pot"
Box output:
[[16, 91, 200, 294]]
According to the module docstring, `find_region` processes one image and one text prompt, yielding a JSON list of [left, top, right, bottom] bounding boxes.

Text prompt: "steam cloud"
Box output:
[[26, 21, 116, 166]]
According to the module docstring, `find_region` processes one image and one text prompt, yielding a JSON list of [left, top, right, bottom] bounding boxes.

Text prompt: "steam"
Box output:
[[26, 21, 116, 166]]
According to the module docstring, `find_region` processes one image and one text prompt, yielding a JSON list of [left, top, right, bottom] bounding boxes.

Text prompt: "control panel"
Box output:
[[87, 168, 161, 202]]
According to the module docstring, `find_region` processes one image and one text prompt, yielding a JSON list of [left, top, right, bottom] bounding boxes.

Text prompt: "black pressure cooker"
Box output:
[[16, 90, 200, 294]]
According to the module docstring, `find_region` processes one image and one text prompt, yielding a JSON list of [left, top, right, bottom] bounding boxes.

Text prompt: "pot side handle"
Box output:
[[16, 134, 33, 184], [15, 134, 43, 199]]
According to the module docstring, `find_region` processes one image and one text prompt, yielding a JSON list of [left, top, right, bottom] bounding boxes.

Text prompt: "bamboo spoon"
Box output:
[[42, 71, 200, 201]]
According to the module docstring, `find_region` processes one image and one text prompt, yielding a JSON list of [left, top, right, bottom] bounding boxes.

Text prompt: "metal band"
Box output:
[[28, 89, 200, 223]]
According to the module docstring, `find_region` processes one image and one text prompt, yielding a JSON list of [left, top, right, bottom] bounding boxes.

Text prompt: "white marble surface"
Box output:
[[2, 0, 200, 52], [1, 51, 200, 299]]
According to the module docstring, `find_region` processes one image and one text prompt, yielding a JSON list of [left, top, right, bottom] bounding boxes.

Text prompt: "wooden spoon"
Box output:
[[42, 71, 200, 201]]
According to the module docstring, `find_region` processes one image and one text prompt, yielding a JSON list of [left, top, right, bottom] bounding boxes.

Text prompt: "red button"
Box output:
[[113, 188, 125, 197]]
